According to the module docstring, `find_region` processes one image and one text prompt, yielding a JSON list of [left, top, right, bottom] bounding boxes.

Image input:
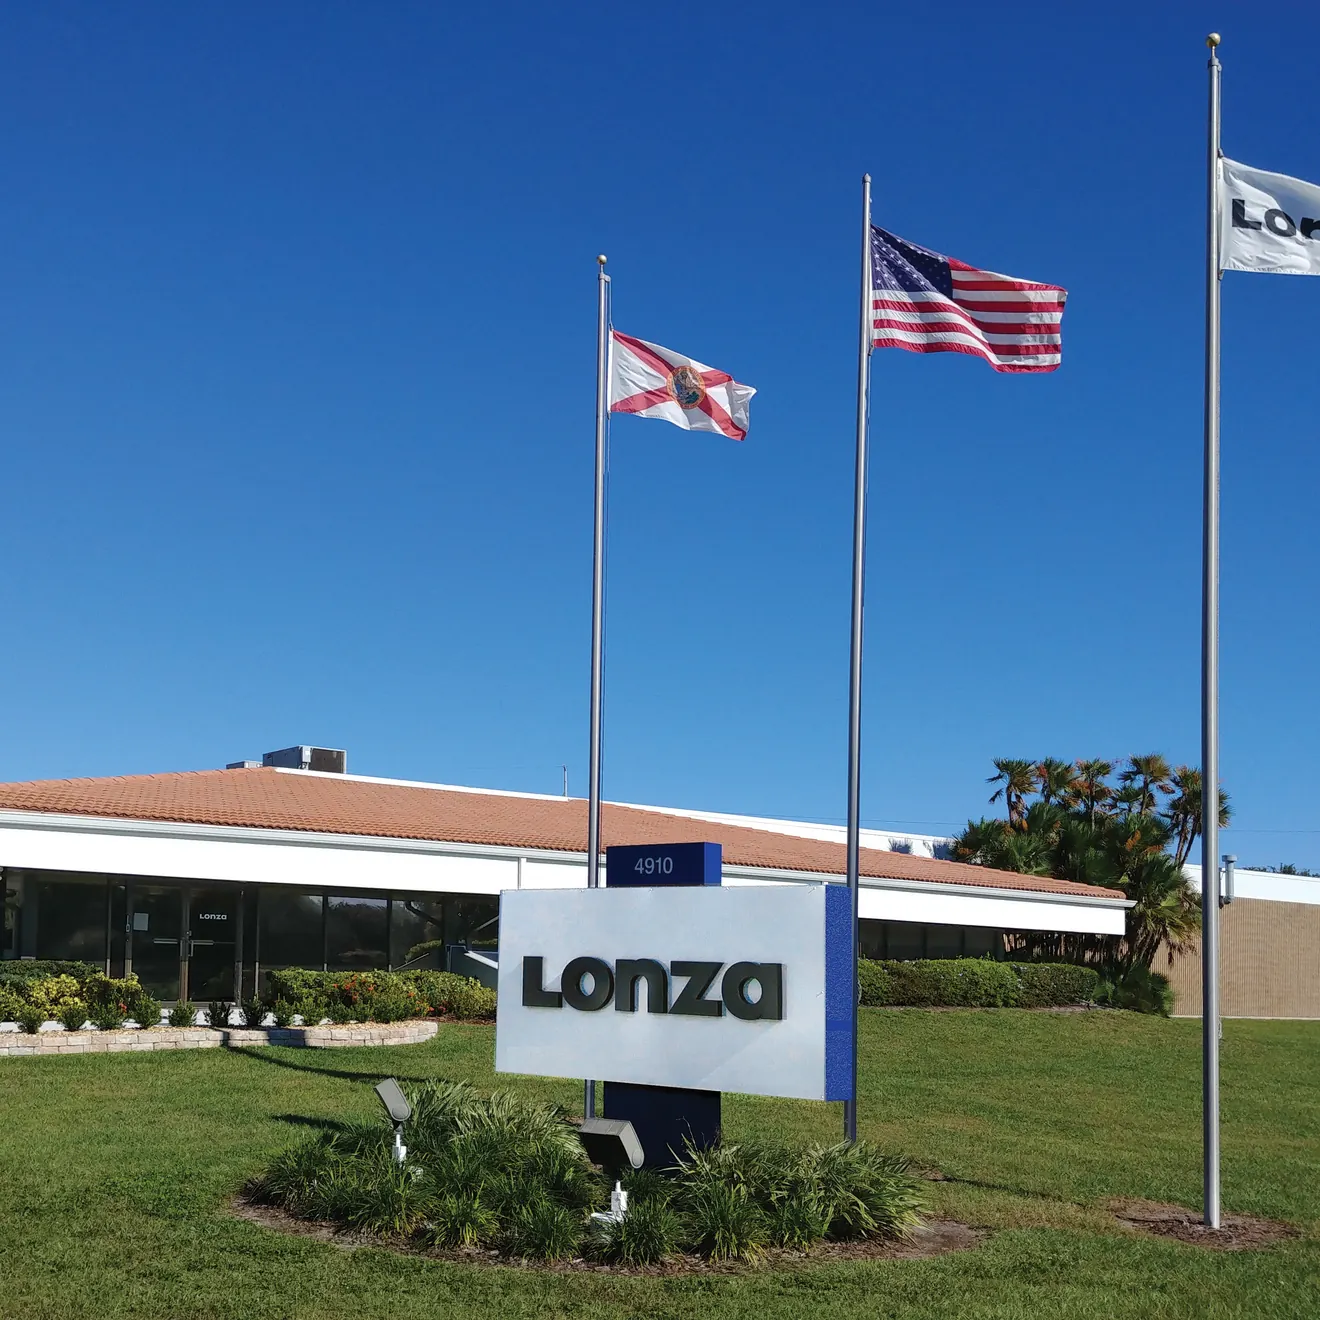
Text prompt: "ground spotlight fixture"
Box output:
[[374, 1078, 412, 1164], [577, 1117, 644, 1223]]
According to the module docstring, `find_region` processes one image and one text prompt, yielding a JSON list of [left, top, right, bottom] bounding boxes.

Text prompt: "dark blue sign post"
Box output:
[[602, 842, 723, 1168]]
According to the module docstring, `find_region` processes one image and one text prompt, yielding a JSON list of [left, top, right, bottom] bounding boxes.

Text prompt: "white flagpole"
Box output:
[[844, 174, 872, 1143], [1200, 34, 1223, 1231], [585, 253, 610, 1122]]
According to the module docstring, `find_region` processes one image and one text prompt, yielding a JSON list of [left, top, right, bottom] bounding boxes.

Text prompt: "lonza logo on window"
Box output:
[[520, 956, 784, 1021]]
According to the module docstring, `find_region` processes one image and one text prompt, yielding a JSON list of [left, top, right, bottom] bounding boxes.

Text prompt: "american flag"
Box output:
[[870, 226, 1066, 373]]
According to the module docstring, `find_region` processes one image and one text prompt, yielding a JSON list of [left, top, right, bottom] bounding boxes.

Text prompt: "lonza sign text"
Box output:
[[521, 955, 783, 1020], [495, 885, 853, 1102]]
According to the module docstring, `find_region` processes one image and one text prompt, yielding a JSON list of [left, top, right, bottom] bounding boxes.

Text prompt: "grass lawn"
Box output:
[[1, 1010, 1316, 1319]]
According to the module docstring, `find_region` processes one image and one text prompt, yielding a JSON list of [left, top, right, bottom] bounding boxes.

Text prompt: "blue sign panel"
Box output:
[[606, 842, 722, 889], [823, 883, 855, 1102]]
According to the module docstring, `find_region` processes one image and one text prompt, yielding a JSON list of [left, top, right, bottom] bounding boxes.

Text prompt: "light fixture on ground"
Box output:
[[374, 1078, 411, 1164], [577, 1117, 644, 1223]]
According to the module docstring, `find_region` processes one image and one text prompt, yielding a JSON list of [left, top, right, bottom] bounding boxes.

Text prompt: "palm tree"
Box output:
[[950, 816, 1011, 865], [1069, 759, 1114, 824], [987, 758, 1037, 828], [1111, 782, 1146, 820], [1162, 766, 1232, 867], [1119, 754, 1173, 816], [1120, 850, 1202, 972], [1036, 758, 1078, 806]]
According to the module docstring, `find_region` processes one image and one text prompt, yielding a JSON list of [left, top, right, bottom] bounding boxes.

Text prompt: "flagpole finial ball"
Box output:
[[1206, 32, 1221, 47], [597, 254, 608, 266]]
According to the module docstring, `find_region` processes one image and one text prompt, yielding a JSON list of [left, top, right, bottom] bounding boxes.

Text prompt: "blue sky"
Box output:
[[1, 4, 1317, 868]]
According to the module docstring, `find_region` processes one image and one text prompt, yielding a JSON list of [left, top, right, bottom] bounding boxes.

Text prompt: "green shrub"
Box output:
[[0, 986, 25, 1024], [1094, 966, 1174, 1016], [504, 1199, 581, 1261], [586, 1196, 681, 1264], [263, 968, 493, 1023], [167, 1001, 196, 1028], [291, 994, 326, 1025], [804, 1142, 923, 1240], [207, 1000, 230, 1029], [421, 1193, 497, 1248], [672, 1136, 921, 1259], [340, 1155, 436, 1238], [266, 970, 428, 1024], [857, 957, 1100, 1009], [16, 1005, 45, 1034], [132, 995, 162, 1028], [90, 1003, 126, 1031], [239, 997, 265, 1029], [270, 1000, 297, 1028], [1011, 962, 1100, 1008], [401, 970, 496, 1020], [867, 958, 1019, 1007], [23, 975, 85, 1018], [0, 960, 96, 987], [765, 1191, 829, 1250], [682, 1181, 767, 1261], [250, 1083, 924, 1265], [856, 959, 894, 1006], [80, 973, 143, 1015], [58, 1001, 90, 1032]]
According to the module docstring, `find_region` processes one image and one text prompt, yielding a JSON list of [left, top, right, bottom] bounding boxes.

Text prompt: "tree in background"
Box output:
[[986, 759, 1038, 828], [952, 755, 1230, 974]]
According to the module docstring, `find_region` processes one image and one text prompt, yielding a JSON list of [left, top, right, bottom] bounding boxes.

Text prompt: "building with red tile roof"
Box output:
[[0, 751, 1127, 1003]]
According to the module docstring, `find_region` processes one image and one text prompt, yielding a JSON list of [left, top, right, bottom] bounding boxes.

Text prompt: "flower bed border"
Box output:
[[233, 1196, 982, 1274], [0, 1019, 438, 1057]]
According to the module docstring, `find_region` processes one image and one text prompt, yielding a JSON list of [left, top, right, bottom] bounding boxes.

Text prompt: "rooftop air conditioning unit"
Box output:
[[262, 746, 348, 774]]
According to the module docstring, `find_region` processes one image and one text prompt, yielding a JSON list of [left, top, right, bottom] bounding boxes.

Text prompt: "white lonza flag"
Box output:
[[1220, 157, 1320, 275], [609, 331, 755, 440]]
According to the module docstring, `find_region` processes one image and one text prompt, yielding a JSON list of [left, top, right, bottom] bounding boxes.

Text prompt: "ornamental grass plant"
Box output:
[[248, 1082, 924, 1266]]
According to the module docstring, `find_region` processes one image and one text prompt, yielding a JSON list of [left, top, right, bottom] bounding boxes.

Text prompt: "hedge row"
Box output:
[[858, 958, 1099, 1009], [0, 968, 163, 1031], [0, 960, 98, 987], [266, 969, 496, 1023]]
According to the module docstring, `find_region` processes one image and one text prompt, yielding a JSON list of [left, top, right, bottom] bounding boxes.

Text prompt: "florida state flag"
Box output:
[[609, 331, 755, 440]]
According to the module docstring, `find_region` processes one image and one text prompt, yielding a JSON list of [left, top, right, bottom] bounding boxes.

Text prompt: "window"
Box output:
[[2, 870, 19, 959], [36, 876, 109, 964], [326, 896, 388, 972], [259, 891, 324, 972], [390, 897, 444, 968], [857, 919, 1006, 961]]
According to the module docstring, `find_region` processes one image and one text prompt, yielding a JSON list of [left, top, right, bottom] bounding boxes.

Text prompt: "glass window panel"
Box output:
[[3, 870, 21, 959], [37, 877, 109, 965], [391, 897, 443, 968], [884, 922, 925, 962], [446, 896, 499, 949], [963, 927, 1003, 959], [259, 891, 325, 972], [858, 919, 886, 961], [327, 896, 388, 972], [924, 925, 964, 960]]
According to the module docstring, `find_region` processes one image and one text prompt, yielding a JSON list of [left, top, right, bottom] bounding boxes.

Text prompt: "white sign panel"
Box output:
[[495, 884, 852, 1102]]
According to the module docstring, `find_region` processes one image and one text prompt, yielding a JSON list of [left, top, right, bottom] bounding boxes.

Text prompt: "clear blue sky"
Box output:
[[1, 4, 1317, 868]]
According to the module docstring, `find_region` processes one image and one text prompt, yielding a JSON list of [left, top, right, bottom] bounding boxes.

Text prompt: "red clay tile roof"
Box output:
[[0, 767, 1123, 900]]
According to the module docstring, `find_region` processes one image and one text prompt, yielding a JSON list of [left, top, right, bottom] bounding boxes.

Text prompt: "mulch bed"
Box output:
[[1110, 1199, 1299, 1250], [233, 1196, 981, 1274]]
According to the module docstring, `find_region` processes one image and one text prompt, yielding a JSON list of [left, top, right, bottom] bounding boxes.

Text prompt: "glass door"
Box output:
[[129, 886, 183, 1001], [187, 888, 239, 1002]]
